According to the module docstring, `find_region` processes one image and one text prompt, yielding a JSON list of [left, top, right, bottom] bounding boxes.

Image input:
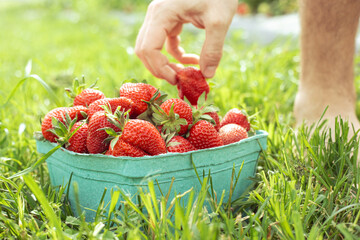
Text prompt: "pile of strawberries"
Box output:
[[40, 67, 251, 157]]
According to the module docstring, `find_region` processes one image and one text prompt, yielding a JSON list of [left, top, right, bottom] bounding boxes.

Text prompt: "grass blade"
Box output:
[[8, 144, 61, 179], [3, 74, 61, 107], [22, 174, 66, 239]]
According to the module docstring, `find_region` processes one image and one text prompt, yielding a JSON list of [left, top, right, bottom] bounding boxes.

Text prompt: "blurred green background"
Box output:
[[40, 0, 298, 15], [3, 1, 360, 239], [0, 0, 300, 175]]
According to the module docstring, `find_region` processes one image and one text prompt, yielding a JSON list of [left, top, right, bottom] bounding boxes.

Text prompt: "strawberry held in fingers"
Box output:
[[219, 123, 247, 145], [176, 67, 209, 106], [220, 108, 251, 131], [187, 120, 223, 149]]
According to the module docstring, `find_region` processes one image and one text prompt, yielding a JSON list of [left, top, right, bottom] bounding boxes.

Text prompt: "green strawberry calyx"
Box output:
[[99, 106, 131, 150], [47, 112, 84, 148], [152, 103, 188, 135], [65, 75, 99, 99], [161, 132, 181, 148], [137, 89, 168, 124], [190, 92, 218, 127]]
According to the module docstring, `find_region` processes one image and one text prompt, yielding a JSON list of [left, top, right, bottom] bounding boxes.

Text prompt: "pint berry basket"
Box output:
[[36, 130, 268, 221]]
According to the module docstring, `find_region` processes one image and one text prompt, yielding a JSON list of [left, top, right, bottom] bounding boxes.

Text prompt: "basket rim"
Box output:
[[36, 130, 268, 160]]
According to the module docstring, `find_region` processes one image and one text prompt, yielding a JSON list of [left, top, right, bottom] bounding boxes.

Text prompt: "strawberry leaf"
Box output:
[[55, 117, 68, 134], [109, 136, 120, 150], [80, 111, 88, 119], [167, 141, 181, 147], [98, 127, 118, 136], [199, 114, 215, 125], [65, 76, 98, 100], [197, 91, 207, 107], [88, 78, 99, 89], [176, 118, 188, 126], [153, 113, 166, 124], [100, 103, 112, 113], [137, 89, 168, 125], [106, 108, 129, 130], [161, 131, 177, 145]]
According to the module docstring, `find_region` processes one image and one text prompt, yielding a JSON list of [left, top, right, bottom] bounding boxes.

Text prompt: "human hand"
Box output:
[[135, 0, 237, 85]]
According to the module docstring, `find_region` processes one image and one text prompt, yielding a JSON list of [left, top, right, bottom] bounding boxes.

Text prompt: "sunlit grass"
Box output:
[[1, 1, 360, 239]]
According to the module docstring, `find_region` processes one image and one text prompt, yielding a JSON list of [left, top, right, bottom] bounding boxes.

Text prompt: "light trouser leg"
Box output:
[[295, 0, 360, 131]]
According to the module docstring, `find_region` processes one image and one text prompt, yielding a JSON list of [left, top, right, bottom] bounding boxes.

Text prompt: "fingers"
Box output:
[[136, 1, 201, 84], [143, 48, 178, 85], [199, 0, 237, 78], [199, 20, 230, 78], [165, 25, 200, 64], [168, 62, 184, 72], [135, 1, 178, 85], [166, 36, 200, 64], [135, 0, 236, 82]]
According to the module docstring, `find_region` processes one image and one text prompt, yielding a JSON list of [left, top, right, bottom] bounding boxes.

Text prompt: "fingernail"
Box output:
[[203, 66, 216, 78]]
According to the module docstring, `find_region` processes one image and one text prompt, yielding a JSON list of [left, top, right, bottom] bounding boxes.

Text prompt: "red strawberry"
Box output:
[[219, 124, 247, 145], [119, 83, 160, 117], [108, 138, 147, 157], [68, 122, 88, 153], [41, 106, 88, 142], [146, 84, 159, 98], [65, 77, 106, 107], [121, 119, 167, 155], [73, 88, 105, 107], [158, 98, 193, 135], [86, 111, 120, 154], [88, 97, 134, 119], [67, 106, 89, 120], [105, 149, 113, 155], [167, 136, 197, 153], [220, 108, 250, 131], [205, 112, 220, 131], [42, 107, 68, 142], [187, 120, 223, 149], [176, 67, 209, 106], [190, 96, 220, 131]]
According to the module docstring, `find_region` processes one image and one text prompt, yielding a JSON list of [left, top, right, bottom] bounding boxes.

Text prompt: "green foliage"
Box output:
[[240, 0, 298, 16], [1, 1, 360, 239], [44, 0, 151, 13]]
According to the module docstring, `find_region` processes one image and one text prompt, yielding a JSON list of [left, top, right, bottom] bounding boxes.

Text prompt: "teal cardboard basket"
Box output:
[[36, 130, 268, 221]]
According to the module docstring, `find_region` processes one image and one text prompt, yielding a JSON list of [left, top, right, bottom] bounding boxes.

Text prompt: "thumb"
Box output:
[[199, 21, 229, 78]]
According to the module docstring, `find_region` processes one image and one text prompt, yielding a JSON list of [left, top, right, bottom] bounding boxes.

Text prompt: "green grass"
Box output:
[[1, 1, 360, 239]]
